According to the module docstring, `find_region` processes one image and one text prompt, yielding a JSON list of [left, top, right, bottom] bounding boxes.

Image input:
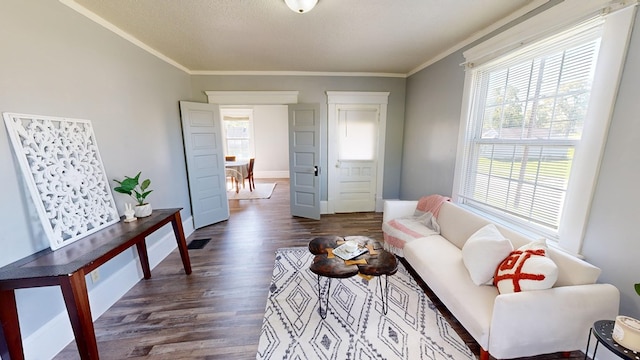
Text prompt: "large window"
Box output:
[[221, 108, 254, 159], [462, 25, 601, 235], [454, 2, 636, 254]]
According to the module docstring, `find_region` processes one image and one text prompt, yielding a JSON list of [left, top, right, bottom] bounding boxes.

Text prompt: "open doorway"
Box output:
[[220, 105, 290, 196]]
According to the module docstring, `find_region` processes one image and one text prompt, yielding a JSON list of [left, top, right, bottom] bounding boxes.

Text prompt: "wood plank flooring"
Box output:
[[54, 179, 586, 360]]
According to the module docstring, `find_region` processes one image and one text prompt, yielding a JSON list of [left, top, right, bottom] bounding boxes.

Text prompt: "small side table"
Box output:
[[585, 320, 640, 360]]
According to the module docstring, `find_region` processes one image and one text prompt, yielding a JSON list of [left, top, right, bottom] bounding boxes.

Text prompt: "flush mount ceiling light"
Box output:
[[285, 0, 318, 13]]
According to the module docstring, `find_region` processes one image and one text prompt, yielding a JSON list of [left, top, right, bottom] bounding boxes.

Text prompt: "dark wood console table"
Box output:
[[0, 208, 192, 360]]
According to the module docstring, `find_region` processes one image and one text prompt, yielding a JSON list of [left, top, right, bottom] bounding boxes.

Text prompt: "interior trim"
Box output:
[[205, 91, 299, 105]]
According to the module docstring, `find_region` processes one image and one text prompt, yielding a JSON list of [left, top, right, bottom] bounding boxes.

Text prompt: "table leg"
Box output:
[[59, 272, 99, 360], [316, 275, 331, 320], [584, 327, 600, 360], [0, 289, 24, 360], [378, 275, 391, 315], [171, 211, 192, 275], [135, 240, 152, 279], [584, 328, 592, 360]]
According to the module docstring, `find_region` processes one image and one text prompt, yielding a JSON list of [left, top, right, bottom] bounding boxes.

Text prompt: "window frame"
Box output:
[[220, 107, 255, 160], [452, 0, 637, 255]]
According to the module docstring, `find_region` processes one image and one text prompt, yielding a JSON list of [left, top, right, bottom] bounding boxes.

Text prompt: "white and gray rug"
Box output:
[[257, 247, 475, 360], [227, 182, 276, 200]]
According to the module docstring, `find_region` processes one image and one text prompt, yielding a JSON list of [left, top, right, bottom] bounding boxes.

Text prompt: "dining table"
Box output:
[[225, 160, 249, 192]]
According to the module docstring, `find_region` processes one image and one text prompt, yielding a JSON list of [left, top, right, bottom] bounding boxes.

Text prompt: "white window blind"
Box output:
[[458, 21, 603, 238], [454, 1, 638, 254]]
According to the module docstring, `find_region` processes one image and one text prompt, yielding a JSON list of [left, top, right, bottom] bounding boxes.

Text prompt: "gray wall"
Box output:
[[191, 75, 406, 200], [252, 105, 290, 177], [581, 8, 640, 318], [402, 55, 465, 199], [0, 0, 192, 340], [402, 7, 640, 317]]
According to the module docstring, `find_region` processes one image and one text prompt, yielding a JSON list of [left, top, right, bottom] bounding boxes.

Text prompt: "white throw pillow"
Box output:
[[462, 224, 513, 285], [494, 239, 559, 294]]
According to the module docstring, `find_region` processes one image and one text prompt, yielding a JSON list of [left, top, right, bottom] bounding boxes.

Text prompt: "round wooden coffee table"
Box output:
[[308, 236, 398, 318]]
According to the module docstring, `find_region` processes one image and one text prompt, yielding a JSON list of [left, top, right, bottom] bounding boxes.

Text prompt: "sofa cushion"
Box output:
[[438, 202, 492, 249], [494, 240, 558, 294], [462, 224, 513, 285]]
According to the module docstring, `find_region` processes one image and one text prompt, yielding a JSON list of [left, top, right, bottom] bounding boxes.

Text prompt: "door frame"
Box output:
[[327, 91, 389, 213]]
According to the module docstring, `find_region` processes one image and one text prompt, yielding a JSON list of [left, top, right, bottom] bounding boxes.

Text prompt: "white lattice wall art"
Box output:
[[3, 113, 119, 250]]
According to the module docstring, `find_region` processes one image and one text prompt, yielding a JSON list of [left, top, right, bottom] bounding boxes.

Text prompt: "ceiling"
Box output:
[[63, 0, 545, 77]]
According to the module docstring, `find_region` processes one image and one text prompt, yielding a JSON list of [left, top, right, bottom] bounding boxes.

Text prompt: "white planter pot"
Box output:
[[135, 203, 152, 218]]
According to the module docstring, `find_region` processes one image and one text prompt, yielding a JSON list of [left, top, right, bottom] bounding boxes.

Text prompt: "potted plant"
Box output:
[[113, 172, 153, 218]]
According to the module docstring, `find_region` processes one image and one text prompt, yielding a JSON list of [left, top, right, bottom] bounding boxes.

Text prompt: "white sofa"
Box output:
[[383, 199, 620, 359]]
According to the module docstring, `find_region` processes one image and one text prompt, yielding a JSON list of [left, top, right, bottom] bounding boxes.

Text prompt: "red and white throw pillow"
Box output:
[[493, 240, 558, 294]]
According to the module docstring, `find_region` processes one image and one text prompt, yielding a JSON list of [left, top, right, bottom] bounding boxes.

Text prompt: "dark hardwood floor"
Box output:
[[54, 179, 586, 359]]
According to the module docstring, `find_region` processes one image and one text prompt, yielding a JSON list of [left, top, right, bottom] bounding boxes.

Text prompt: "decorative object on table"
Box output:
[[2, 112, 119, 250], [113, 172, 153, 217], [123, 203, 137, 223], [612, 315, 640, 352], [331, 239, 368, 260], [257, 247, 475, 360], [610, 284, 640, 351]]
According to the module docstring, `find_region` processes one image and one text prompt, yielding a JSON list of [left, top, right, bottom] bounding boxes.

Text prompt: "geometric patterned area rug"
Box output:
[[257, 247, 475, 360]]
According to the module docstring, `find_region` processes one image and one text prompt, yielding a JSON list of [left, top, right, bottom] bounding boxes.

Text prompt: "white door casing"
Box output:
[[179, 101, 230, 229], [289, 104, 321, 220], [327, 91, 389, 213]]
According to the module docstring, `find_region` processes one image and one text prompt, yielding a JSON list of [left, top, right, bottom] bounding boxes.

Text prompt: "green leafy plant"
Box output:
[[635, 283, 640, 297], [113, 172, 152, 206]]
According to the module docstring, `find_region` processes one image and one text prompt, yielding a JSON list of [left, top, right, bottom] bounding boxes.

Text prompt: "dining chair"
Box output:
[[244, 158, 255, 191]]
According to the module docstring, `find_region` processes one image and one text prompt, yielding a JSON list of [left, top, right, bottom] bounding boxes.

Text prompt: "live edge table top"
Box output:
[[308, 235, 398, 279], [0, 208, 182, 286]]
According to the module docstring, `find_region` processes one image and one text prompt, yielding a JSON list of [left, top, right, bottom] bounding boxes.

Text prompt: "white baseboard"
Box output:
[[22, 215, 194, 360], [320, 200, 383, 215]]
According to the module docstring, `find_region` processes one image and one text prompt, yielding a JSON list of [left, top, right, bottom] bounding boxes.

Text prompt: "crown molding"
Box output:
[[190, 70, 406, 78]]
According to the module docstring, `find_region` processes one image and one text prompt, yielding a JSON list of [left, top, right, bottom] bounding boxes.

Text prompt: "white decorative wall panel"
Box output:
[[3, 113, 119, 250]]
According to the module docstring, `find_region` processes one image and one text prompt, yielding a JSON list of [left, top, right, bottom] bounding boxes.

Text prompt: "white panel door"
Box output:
[[288, 104, 320, 220], [179, 101, 229, 229], [334, 107, 378, 213]]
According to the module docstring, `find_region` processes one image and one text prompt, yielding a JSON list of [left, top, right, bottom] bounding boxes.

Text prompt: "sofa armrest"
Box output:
[[382, 200, 418, 222], [488, 283, 619, 359]]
